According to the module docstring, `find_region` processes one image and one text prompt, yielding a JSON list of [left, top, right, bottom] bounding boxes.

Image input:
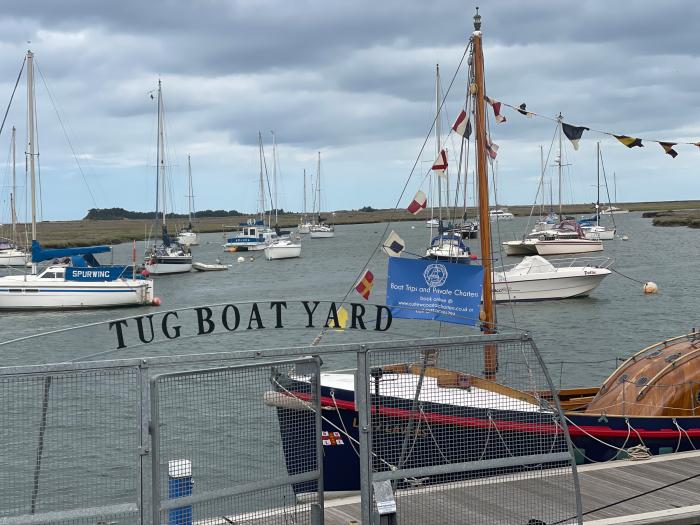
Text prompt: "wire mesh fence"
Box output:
[[359, 336, 581, 524], [150, 358, 323, 525], [0, 364, 142, 525]]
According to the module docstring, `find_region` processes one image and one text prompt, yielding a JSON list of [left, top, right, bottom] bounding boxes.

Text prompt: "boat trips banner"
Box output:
[[386, 258, 483, 326]]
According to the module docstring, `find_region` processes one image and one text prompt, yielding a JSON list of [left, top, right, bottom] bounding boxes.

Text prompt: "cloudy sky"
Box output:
[[0, 0, 697, 221]]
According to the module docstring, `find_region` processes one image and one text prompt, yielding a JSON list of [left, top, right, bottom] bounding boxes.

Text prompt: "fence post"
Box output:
[[357, 345, 374, 525], [139, 362, 152, 525], [311, 356, 325, 524]]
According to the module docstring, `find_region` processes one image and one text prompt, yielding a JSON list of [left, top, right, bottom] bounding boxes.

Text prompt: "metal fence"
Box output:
[[0, 334, 581, 525], [356, 337, 581, 524]]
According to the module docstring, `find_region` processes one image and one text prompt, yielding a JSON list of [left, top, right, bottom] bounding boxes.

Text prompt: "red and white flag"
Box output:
[[451, 110, 472, 138], [432, 149, 448, 177], [485, 136, 499, 159], [407, 190, 427, 215], [485, 97, 506, 123]]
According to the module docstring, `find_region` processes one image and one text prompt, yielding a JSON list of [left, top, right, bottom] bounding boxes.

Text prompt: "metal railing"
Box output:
[[0, 333, 581, 524]]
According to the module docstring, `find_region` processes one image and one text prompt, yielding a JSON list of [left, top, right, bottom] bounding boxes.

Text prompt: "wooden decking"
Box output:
[[320, 450, 700, 524]]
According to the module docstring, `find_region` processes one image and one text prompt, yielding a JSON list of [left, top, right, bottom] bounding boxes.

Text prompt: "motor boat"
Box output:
[[489, 208, 514, 221], [264, 237, 302, 260], [309, 224, 335, 238], [224, 221, 278, 251]]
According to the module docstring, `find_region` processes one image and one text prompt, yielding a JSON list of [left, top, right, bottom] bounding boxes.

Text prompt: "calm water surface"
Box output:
[[0, 213, 697, 387]]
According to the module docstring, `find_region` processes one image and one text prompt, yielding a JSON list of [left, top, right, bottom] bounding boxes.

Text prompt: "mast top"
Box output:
[[473, 7, 482, 31]]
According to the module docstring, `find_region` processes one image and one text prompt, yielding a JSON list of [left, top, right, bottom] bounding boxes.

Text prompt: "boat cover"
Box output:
[[31, 240, 110, 263], [509, 255, 555, 274]]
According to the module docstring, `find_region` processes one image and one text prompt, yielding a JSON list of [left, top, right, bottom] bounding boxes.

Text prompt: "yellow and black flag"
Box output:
[[660, 142, 678, 158], [615, 135, 643, 148]]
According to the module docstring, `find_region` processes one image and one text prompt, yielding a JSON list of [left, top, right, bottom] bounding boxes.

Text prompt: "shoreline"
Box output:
[[7, 199, 700, 247]]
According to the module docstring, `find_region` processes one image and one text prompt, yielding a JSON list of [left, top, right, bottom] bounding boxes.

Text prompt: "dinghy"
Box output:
[[192, 261, 228, 272]]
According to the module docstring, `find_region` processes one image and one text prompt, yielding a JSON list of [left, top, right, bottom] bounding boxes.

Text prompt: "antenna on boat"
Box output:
[[472, 7, 497, 379]]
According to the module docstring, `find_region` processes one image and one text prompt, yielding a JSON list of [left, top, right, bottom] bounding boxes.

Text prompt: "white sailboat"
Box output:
[[144, 80, 192, 275], [601, 172, 629, 214], [0, 50, 154, 309], [580, 142, 616, 241], [0, 127, 28, 266], [177, 155, 199, 246], [309, 152, 335, 238], [297, 169, 312, 234], [264, 131, 301, 260], [224, 133, 277, 251], [424, 64, 471, 263]]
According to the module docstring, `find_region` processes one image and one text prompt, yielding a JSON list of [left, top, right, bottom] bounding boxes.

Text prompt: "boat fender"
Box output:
[[263, 390, 311, 411], [141, 269, 150, 277], [643, 281, 658, 294], [237, 256, 245, 263], [152, 297, 162, 306]]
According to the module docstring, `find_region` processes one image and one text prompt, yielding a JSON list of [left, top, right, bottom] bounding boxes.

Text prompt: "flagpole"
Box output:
[[472, 8, 497, 379]]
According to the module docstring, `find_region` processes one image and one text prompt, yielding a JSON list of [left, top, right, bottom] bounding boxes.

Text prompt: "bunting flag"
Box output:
[[355, 270, 374, 300], [615, 135, 644, 148], [517, 103, 533, 118], [660, 142, 678, 158], [562, 123, 589, 151], [382, 230, 405, 257], [485, 97, 506, 123], [485, 136, 499, 159], [432, 149, 448, 177], [407, 190, 427, 215], [452, 110, 472, 138]]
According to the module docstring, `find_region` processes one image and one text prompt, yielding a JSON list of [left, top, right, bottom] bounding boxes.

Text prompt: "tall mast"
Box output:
[[157, 80, 166, 229], [613, 171, 617, 206], [11, 126, 16, 241], [316, 151, 321, 221], [557, 113, 563, 220], [271, 130, 278, 225], [258, 132, 264, 222], [472, 8, 497, 378], [26, 51, 37, 250], [435, 64, 442, 225], [596, 141, 600, 227], [187, 154, 193, 227], [539, 145, 544, 215], [303, 169, 307, 218]]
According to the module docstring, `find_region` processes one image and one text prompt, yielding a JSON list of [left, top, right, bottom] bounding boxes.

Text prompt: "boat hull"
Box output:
[[502, 241, 537, 256], [492, 270, 609, 302], [0, 251, 28, 266], [264, 245, 302, 260], [145, 256, 192, 275], [309, 230, 335, 238], [273, 381, 700, 494], [534, 240, 603, 256], [192, 262, 228, 271], [0, 279, 153, 309]]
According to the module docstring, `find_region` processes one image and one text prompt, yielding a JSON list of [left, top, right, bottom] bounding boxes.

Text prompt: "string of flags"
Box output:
[[490, 98, 699, 159]]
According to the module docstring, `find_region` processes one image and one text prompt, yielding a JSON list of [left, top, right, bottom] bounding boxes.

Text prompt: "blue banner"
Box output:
[[386, 258, 483, 326], [65, 266, 127, 282]]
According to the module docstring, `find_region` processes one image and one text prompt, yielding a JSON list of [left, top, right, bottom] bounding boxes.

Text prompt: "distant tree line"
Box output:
[[84, 207, 246, 220]]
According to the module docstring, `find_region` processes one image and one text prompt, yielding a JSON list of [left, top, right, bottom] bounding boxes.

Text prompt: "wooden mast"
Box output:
[[472, 8, 497, 379]]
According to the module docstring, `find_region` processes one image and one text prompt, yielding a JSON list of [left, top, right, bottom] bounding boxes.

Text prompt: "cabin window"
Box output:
[[8, 289, 21, 293], [665, 352, 682, 363], [618, 374, 628, 384], [635, 376, 649, 387], [645, 349, 663, 359], [41, 272, 56, 279]]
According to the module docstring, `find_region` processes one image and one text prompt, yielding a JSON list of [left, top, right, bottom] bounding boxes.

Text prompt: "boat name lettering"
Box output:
[[108, 301, 393, 349]]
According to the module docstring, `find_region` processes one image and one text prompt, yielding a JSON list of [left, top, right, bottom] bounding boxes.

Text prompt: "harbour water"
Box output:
[[0, 213, 697, 389]]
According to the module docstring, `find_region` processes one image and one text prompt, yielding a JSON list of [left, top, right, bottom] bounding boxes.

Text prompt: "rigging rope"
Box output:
[[0, 58, 25, 142]]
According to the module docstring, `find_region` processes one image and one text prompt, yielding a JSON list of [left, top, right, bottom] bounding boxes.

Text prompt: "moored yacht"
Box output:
[[489, 208, 514, 221]]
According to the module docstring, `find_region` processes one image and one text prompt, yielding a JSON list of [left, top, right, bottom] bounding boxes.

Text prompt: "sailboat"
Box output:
[[579, 142, 616, 240], [601, 172, 629, 214], [309, 152, 335, 238], [144, 80, 192, 275], [264, 131, 301, 260], [268, 13, 660, 493], [177, 155, 199, 247], [0, 127, 28, 266], [297, 169, 313, 234], [0, 50, 154, 309], [502, 117, 603, 256], [424, 64, 472, 263], [224, 133, 278, 252]]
